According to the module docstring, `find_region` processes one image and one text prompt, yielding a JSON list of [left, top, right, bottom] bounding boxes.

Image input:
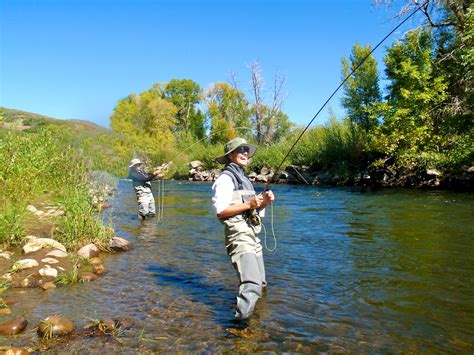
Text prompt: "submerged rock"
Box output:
[[0, 316, 28, 336], [79, 272, 98, 282]]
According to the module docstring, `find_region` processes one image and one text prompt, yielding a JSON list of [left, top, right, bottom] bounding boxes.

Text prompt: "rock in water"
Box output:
[[37, 316, 74, 337], [0, 316, 28, 336]]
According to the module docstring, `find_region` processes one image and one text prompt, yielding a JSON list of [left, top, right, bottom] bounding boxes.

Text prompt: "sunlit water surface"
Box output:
[[2, 180, 473, 352]]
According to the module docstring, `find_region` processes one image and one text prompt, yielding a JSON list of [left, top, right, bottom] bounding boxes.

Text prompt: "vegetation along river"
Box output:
[[2, 180, 473, 352]]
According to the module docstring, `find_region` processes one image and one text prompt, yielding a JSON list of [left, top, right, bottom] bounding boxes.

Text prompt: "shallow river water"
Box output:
[[2, 180, 473, 352]]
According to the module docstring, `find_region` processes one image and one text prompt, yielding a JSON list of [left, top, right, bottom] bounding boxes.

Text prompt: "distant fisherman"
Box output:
[[212, 137, 275, 321], [128, 158, 161, 220]]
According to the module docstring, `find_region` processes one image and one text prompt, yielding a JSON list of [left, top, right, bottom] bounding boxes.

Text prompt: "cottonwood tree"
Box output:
[[205, 82, 252, 143], [163, 79, 206, 139], [341, 44, 382, 133], [249, 61, 292, 144]]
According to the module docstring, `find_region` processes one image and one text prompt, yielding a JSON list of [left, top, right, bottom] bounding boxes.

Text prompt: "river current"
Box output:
[[2, 180, 473, 352]]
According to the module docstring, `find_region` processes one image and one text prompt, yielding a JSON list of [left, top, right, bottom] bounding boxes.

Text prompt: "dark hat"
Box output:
[[216, 137, 256, 164]]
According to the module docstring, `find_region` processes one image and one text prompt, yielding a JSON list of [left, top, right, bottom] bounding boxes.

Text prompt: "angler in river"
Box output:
[[128, 158, 162, 220], [212, 137, 275, 321]]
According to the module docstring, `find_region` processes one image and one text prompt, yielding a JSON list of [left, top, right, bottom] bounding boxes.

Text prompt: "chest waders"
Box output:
[[220, 163, 266, 320]]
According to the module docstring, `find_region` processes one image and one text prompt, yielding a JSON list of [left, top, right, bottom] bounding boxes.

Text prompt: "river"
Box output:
[[2, 180, 473, 352]]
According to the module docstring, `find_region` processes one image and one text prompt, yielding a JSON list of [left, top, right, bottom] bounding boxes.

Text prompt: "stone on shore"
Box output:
[[46, 250, 68, 258], [12, 259, 39, 271], [38, 265, 58, 278], [77, 244, 99, 258], [22, 236, 67, 253]]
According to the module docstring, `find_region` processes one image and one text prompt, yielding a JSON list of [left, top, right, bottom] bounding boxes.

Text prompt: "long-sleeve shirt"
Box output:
[[128, 168, 155, 190]]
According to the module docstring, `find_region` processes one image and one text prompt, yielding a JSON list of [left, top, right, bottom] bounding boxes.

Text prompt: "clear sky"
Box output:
[[0, 0, 421, 128]]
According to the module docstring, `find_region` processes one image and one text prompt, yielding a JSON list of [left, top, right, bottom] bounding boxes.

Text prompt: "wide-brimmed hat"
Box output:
[[216, 137, 256, 164], [128, 158, 143, 168]]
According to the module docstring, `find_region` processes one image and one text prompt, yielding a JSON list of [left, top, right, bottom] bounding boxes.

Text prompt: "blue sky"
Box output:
[[0, 0, 422, 128]]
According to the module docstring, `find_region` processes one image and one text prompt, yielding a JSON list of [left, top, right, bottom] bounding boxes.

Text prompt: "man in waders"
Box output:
[[128, 158, 161, 220], [212, 137, 275, 321]]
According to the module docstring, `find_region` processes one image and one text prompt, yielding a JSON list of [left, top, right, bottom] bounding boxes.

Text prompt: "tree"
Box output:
[[110, 88, 177, 160], [373, 28, 448, 157], [162, 79, 205, 139], [249, 61, 292, 144], [341, 44, 382, 132], [205, 82, 252, 143]]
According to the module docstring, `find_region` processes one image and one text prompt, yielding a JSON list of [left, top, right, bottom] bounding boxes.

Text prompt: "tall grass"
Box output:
[[0, 129, 113, 248]]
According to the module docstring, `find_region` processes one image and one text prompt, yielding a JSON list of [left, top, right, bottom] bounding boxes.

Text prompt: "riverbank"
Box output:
[[187, 160, 474, 191]]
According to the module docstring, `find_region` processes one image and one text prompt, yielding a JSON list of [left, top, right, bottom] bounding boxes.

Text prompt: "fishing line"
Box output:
[[265, 0, 429, 189]]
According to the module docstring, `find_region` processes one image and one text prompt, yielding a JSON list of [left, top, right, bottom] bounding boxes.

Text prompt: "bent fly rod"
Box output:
[[265, 0, 430, 191]]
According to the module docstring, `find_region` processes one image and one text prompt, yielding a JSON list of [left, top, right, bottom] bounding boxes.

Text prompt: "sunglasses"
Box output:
[[234, 146, 250, 154]]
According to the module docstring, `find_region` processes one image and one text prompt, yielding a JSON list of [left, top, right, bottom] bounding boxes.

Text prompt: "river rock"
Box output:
[[46, 249, 68, 258], [0, 347, 30, 355], [22, 236, 67, 253], [26, 205, 38, 213], [79, 272, 98, 282], [0, 251, 13, 259], [0, 316, 28, 336], [190, 160, 203, 169], [89, 257, 102, 265], [38, 265, 58, 278], [37, 316, 74, 337], [109, 237, 131, 252], [92, 264, 105, 275], [0, 307, 12, 315], [13, 259, 39, 271], [41, 257, 59, 264], [41, 282, 56, 290], [77, 244, 99, 258]]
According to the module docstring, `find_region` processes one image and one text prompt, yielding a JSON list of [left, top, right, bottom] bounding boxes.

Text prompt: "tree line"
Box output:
[[109, 0, 472, 182]]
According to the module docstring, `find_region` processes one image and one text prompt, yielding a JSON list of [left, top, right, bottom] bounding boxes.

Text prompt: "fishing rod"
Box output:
[[265, 0, 430, 190]]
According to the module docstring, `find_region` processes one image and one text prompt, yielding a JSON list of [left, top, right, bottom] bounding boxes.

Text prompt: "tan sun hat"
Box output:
[[216, 137, 256, 164], [128, 158, 142, 168]]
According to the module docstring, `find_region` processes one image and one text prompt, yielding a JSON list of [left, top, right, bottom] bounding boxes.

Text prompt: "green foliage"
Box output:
[[205, 82, 253, 144], [163, 79, 205, 139], [341, 43, 381, 132], [110, 89, 177, 165], [0, 129, 113, 248], [370, 28, 448, 158]]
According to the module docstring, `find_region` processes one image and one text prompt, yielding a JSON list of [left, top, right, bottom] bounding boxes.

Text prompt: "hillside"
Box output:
[[0, 106, 132, 176], [0, 106, 110, 135]]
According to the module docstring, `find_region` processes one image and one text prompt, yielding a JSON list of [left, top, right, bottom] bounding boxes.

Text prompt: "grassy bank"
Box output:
[[0, 129, 113, 250]]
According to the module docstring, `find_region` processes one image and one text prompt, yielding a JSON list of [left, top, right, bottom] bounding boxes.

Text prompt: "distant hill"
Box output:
[[0, 106, 110, 135]]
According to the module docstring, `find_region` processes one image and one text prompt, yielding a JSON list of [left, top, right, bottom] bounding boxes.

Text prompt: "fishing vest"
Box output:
[[221, 163, 261, 226]]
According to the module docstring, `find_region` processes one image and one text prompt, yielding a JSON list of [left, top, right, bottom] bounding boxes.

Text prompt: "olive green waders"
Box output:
[[221, 195, 266, 320]]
